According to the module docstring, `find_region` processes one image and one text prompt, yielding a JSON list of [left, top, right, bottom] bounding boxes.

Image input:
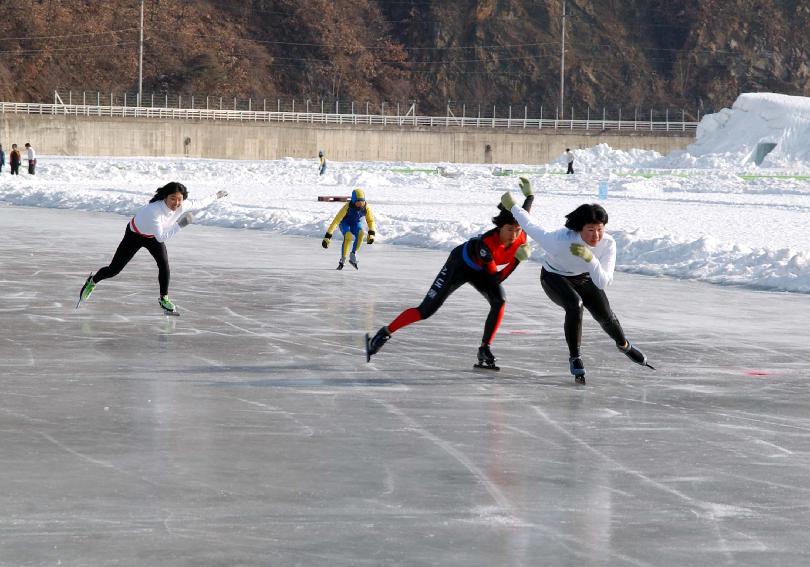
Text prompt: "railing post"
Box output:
[[570, 107, 574, 130], [602, 107, 606, 130], [650, 108, 653, 131], [666, 107, 669, 131], [492, 105, 495, 128], [586, 107, 590, 130], [539, 105, 543, 130]]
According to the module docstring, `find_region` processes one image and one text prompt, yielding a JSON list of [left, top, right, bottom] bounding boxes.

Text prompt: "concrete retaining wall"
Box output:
[[1, 113, 693, 164]]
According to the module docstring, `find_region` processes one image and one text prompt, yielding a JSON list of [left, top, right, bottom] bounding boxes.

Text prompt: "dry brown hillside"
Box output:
[[1, 0, 809, 117]]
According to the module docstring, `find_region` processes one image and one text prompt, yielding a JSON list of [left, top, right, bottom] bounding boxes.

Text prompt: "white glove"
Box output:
[[178, 212, 193, 228], [570, 243, 593, 262], [518, 177, 533, 197], [515, 243, 531, 262], [216, 190, 229, 199], [500, 191, 518, 211]]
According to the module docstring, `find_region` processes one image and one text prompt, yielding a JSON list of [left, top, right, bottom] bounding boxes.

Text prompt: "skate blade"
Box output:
[[349, 261, 358, 270], [574, 375, 586, 385], [473, 363, 500, 372], [364, 333, 371, 363], [644, 362, 656, 370], [162, 309, 180, 317], [336, 263, 344, 270]]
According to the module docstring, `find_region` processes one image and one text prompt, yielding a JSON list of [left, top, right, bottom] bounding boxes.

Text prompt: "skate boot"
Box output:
[[349, 252, 359, 270], [337, 257, 345, 270], [76, 273, 96, 308], [159, 295, 178, 315], [365, 326, 391, 362], [619, 342, 655, 370], [474, 345, 500, 371], [569, 356, 586, 384]]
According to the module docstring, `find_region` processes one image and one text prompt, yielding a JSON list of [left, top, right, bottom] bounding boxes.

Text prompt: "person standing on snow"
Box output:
[[365, 178, 535, 371], [77, 182, 228, 314], [499, 190, 653, 383], [322, 188, 376, 270], [565, 148, 575, 174], [9, 144, 21, 175], [318, 150, 327, 176], [24, 142, 36, 175], [0, 144, 5, 174]]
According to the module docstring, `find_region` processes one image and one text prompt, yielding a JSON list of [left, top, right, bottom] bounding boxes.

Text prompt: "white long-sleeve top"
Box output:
[[509, 205, 617, 289], [26, 147, 36, 161], [130, 194, 217, 243]]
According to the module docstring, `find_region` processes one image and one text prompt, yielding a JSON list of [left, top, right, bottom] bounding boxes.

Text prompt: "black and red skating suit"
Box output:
[[386, 196, 533, 346]]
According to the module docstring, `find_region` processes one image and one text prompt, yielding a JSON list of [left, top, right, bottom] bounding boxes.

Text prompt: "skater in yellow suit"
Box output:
[[322, 188, 376, 270]]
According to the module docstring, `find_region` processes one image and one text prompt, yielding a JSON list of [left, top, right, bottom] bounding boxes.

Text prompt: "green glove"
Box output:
[[518, 176, 533, 197], [515, 243, 531, 262], [570, 243, 593, 262], [322, 232, 332, 249], [500, 191, 518, 211]]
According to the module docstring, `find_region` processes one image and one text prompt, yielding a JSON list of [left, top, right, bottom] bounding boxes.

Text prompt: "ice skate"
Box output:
[[365, 326, 391, 362], [337, 257, 345, 270], [76, 273, 96, 308], [474, 345, 500, 371], [349, 253, 359, 270], [619, 342, 655, 370], [159, 295, 179, 316], [569, 356, 586, 384]]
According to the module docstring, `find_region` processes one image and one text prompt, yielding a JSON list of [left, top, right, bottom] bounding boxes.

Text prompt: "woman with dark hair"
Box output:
[[365, 178, 535, 370], [500, 191, 654, 383], [77, 182, 228, 314]]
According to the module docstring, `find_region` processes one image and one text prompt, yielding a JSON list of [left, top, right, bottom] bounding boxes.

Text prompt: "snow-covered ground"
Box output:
[[2, 93, 809, 293]]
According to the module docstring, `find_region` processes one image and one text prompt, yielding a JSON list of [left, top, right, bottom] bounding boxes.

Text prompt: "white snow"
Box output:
[[2, 92, 810, 293]]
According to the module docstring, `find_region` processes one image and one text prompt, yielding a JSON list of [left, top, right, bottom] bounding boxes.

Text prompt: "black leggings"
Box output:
[[417, 247, 506, 345], [540, 268, 625, 357], [93, 226, 170, 296]]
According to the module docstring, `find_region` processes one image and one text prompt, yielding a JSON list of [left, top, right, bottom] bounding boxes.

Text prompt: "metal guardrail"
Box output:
[[0, 101, 698, 134]]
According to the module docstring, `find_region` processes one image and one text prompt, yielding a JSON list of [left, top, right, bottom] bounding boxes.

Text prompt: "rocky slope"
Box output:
[[1, 0, 808, 118]]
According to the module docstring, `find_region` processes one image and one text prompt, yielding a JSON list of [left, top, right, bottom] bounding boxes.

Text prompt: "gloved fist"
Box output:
[[515, 243, 531, 262], [367, 230, 375, 244], [570, 243, 593, 262], [177, 212, 193, 228], [216, 190, 229, 199], [518, 176, 533, 197], [500, 191, 518, 211], [322, 232, 332, 249]]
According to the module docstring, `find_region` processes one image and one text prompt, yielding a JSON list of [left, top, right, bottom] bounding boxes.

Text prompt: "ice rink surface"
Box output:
[[1, 204, 809, 566]]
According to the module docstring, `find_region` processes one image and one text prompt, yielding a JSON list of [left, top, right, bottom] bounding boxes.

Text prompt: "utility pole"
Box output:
[[560, 1, 566, 119], [138, 0, 144, 106]]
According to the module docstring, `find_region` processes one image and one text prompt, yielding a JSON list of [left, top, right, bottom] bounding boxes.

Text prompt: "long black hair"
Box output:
[[491, 204, 518, 228], [149, 181, 188, 203], [564, 203, 608, 231]]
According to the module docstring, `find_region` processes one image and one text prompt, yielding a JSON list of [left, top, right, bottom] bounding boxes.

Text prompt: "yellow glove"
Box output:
[[366, 230, 375, 244], [515, 243, 531, 262], [570, 243, 593, 262], [500, 191, 518, 211], [322, 232, 332, 249], [518, 177, 533, 197]]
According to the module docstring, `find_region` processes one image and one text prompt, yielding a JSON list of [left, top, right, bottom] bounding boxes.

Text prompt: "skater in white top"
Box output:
[[501, 191, 654, 383], [77, 181, 228, 314]]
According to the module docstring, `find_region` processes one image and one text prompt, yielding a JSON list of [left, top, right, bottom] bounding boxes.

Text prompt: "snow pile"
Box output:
[[660, 93, 810, 169]]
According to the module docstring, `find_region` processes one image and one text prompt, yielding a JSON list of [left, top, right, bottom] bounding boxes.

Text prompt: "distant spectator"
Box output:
[[565, 148, 574, 174], [25, 142, 36, 175], [318, 150, 327, 176], [0, 144, 4, 174], [9, 144, 21, 175]]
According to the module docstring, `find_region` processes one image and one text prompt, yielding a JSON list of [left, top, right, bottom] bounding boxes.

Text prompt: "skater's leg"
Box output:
[[341, 230, 353, 260], [576, 280, 627, 347], [143, 238, 171, 297], [469, 277, 506, 346], [541, 269, 584, 357], [351, 227, 364, 254], [93, 227, 143, 284]]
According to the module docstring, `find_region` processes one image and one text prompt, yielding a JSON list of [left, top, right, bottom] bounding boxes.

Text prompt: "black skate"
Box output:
[[337, 258, 345, 270], [365, 327, 391, 362], [474, 345, 500, 371], [569, 356, 586, 384], [620, 343, 655, 370]]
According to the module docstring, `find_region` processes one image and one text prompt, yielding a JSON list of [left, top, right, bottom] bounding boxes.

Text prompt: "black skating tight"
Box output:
[[93, 225, 170, 296]]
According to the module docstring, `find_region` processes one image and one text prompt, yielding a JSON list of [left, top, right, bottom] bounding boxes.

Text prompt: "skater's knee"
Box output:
[[416, 302, 438, 320]]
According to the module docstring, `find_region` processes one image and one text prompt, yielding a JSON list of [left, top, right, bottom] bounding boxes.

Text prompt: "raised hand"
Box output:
[[518, 176, 533, 197], [500, 191, 518, 211]]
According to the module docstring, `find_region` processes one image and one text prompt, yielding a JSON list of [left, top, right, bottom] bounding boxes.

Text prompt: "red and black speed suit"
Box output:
[[385, 195, 533, 346]]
